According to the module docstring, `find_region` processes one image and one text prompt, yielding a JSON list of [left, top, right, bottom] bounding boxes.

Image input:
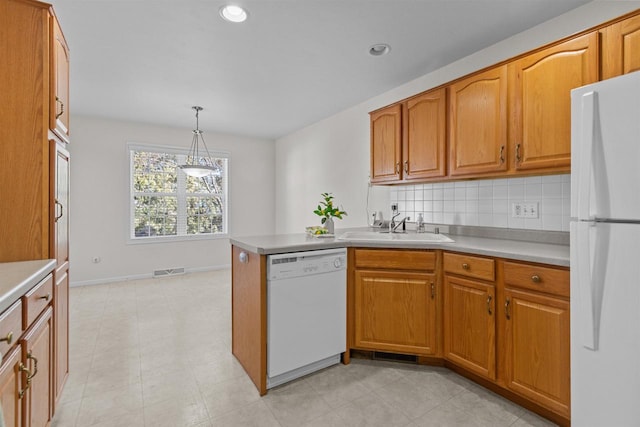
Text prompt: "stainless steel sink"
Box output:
[[338, 231, 454, 243]]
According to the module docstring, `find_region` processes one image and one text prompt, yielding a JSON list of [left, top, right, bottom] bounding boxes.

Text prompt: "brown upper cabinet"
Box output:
[[449, 66, 508, 177], [50, 16, 70, 144], [509, 32, 598, 172], [370, 104, 402, 183], [402, 88, 447, 180], [370, 10, 640, 185], [370, 88, 447, 184], [601, 14, 640, 79]]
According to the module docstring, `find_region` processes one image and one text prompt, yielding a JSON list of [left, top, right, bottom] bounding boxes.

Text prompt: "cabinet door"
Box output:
[[53, 269, 68, 407], [354, 270, 438, 356], [21, 307, 52, 427], [602, 14, 640, 79], [0, 0, 50, 263], [0, 347, 22, 427], [370, 104, 402, 183], [51, 141, 70, 268], [402, 88, 447, 180], [449, 66, 508, 177], [509, 32, 598, 171], [50, 17, 70, 143], [503, 289, 570, 417], [444, 275, 495, 380]]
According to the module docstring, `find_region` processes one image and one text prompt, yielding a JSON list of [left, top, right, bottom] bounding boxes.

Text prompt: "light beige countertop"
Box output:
[[0, 259, 56, 313], [230, 226, 570, 267]]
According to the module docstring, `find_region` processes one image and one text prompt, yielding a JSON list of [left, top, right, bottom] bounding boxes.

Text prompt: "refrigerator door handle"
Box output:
[[577, 91, 597, 221], [574, 221, 599, 350]]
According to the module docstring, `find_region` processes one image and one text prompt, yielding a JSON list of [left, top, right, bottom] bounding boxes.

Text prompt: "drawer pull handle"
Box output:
[[404, 161, 409, 174], [462, 263, 470, 270], [516, 143, 522, 164], [505, 297, 511, 320], [487, 295, 493, 315], [27, 351, 38, 381], [531, 275, 541, 283], [18, 363, 31, 399], [499, 145, 505, 164], [55, 199, 64, 222], [430, 282, 435, 299], [55, 96, 64, 119], [38, 293, 51, 301], [0, 331, 13, 345]]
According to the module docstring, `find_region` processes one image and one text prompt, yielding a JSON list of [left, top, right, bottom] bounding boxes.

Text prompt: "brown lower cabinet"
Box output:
[[0, 273, 55, 427], [0, 347, 22, 427], [21, 307, 53, 427], [443, 275, 496, 380], [502, 261, 571, 419], [350, 249, 440, 357], [348, 248, 570, 426]]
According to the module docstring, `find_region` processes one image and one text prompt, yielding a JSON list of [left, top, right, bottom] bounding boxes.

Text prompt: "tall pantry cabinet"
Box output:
[[0, 0, 70, 423]]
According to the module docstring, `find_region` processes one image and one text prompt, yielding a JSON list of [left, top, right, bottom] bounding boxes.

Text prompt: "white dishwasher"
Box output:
[[267, 248, 346, 388]]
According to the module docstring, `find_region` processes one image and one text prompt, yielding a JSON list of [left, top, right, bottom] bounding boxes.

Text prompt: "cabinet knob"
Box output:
[[531, 275, 541, 283], [462, 263, 470, 270], [0, 331, 13, 345], [238, 251, 249, 263]]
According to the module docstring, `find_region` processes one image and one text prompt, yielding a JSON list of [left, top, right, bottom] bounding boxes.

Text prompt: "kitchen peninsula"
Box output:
[[231, 227, 570, 426]]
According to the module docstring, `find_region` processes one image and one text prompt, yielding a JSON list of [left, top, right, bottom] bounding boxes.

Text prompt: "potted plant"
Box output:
[[313, 192, 347, 234]]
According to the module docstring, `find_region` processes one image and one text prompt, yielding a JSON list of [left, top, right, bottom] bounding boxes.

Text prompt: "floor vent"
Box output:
[[152, 267, 185, 278], [373, 351, 418, 364]]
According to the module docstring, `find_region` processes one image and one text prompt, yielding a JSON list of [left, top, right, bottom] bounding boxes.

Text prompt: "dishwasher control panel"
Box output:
[[268, 248, 347, 280]]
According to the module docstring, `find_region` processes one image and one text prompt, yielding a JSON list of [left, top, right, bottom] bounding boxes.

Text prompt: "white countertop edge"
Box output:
[[229, 232, 569, 267], [0, 259, 57, 314]]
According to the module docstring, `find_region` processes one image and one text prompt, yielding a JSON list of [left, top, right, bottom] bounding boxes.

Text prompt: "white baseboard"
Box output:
[[70, 264, 231, 287]]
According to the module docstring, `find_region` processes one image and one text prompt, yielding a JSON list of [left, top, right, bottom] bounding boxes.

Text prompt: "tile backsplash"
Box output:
[[389, 174, 570, 232]]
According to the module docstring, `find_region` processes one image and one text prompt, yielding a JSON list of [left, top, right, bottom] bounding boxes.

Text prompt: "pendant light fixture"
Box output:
[[178, 106, 217, 177]]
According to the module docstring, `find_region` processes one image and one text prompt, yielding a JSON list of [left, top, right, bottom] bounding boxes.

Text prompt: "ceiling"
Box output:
[[51, 0, 591, 140]]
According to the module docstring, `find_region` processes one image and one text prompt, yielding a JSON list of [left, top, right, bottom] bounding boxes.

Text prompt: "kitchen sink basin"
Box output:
[[338, 231, 454, 243]]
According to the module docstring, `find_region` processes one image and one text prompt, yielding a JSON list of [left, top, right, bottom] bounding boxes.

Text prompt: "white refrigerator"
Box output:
[[570, 70, 640, 426]]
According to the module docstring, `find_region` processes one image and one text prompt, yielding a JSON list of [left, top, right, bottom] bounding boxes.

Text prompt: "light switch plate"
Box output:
[[512, 202, 539, 218]]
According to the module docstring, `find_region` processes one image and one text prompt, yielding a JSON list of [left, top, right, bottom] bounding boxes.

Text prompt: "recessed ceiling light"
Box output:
[[369, 43, 391, 56], [219, 5, 248, 23]]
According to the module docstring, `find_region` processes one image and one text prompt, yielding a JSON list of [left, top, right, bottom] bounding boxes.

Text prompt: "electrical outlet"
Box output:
[[511, 202, 539, 218], [391, 203, 398, 214]]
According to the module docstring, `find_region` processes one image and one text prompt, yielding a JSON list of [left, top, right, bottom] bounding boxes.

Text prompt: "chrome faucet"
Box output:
[[390, 215, 410, 232], [389, 211, 401, 232]]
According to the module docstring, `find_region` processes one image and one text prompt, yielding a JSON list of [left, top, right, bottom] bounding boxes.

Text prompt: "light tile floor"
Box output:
[[52, 270, 557, 427]]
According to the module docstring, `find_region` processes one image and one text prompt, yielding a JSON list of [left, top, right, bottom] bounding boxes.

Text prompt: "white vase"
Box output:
[[324, 217, 335, 234]]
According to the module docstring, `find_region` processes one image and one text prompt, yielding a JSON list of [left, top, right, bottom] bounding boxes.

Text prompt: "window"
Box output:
[[128, 144, 228, 242]]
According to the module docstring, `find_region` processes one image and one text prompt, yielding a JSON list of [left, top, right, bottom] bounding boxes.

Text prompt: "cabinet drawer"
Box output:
[[23, 274, 53, 329], [444, 252, 495, 281], [503, 261, 569, 298], [354, 249, 435, 271], [0, 300, 22, 356]]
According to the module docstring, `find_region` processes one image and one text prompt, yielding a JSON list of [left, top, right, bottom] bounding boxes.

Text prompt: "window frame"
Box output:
[[127, 143, 230, 244]]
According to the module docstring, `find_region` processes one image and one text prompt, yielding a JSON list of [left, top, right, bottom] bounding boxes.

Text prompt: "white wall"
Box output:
[[274, 1, 640, 234], [69, 116, 275, 285]]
